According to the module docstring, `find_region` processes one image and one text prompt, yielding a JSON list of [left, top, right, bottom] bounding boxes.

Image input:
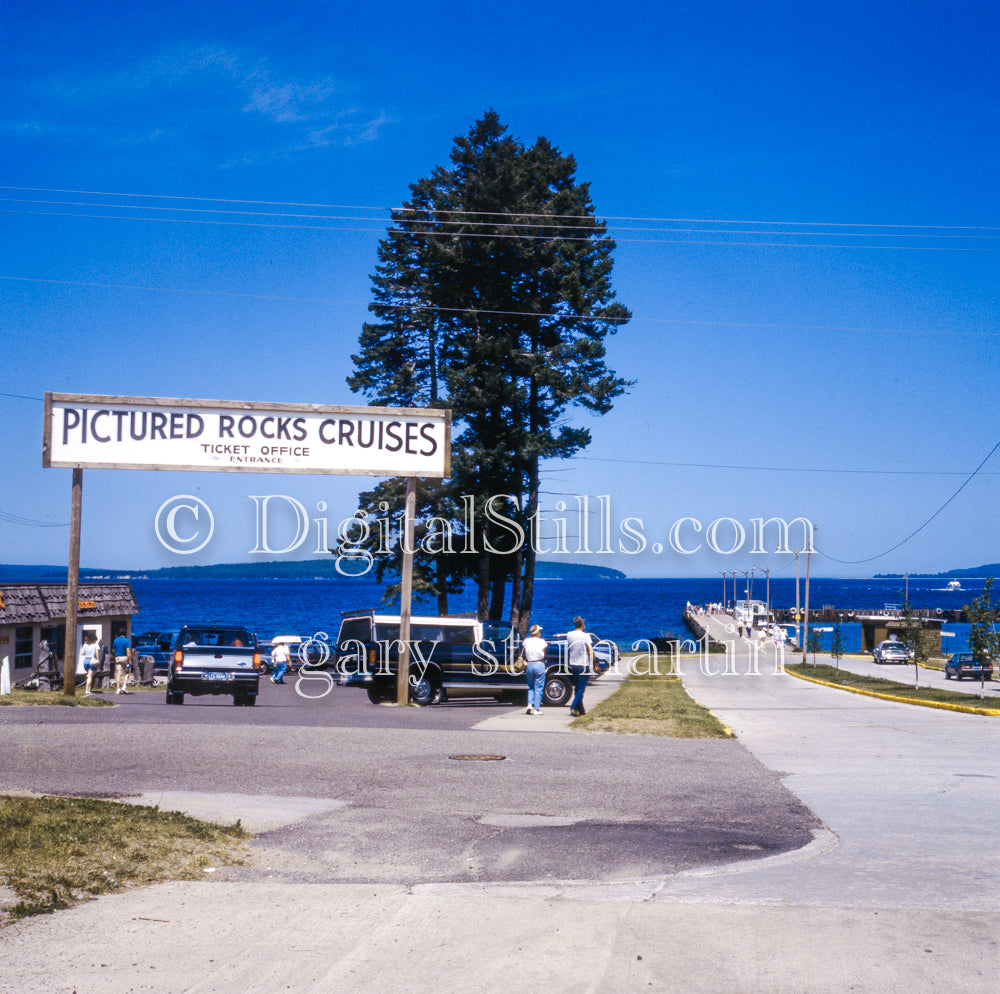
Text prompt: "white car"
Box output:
[[873, 640, 913, 664]]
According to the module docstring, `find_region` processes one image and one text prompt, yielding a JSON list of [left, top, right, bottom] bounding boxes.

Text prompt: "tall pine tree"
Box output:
[[348, 112, 630, 628]]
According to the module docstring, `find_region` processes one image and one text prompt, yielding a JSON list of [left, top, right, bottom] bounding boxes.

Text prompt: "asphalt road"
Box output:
[[0, 674, 818, 885]]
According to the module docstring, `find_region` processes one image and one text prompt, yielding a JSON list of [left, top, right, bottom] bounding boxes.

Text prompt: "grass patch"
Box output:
[[787, 663, 997, 707], [573, 671, 732, 738], [0, 689, 114, 707], [0, 794, 250, 921]]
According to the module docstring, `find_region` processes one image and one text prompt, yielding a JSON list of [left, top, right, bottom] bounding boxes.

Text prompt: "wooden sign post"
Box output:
[[62, 468, 83, 696]]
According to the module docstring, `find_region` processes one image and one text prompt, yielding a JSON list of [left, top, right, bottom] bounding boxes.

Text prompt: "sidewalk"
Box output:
[[472, 666, 624, 732]]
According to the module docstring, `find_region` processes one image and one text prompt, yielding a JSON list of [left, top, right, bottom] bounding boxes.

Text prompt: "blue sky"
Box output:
[[2, 0, 998, 579]]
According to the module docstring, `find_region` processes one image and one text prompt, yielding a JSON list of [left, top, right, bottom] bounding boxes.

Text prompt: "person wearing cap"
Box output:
[[522, 624, 548, 715]]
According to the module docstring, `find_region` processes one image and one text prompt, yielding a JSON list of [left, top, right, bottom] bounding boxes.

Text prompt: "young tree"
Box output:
[[898, 593, 929, 688], [348, 112, 631, 629], [806, 626, 822, 663], [830, 619, 845, 671]]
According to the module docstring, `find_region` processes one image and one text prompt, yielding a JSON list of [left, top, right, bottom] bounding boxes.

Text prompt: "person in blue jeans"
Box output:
[[521, 624, 548, 714], [271, 640, 291, 684], [565, 616, 595, 717]]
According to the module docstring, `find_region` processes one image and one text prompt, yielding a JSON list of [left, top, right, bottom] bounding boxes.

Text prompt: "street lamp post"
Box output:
[[716, 570, 727, 612], [802, 525, 817, 662]]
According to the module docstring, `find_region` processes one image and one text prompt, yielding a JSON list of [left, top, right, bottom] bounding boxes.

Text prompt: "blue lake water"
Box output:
[[129, 575, 981, 654]]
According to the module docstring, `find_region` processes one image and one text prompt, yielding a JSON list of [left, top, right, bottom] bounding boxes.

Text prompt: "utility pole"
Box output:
[[777, 544, 802, 648], [395, 476, 417, 705]]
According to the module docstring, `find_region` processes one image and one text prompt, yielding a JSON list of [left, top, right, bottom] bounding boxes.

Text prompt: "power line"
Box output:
[[4, 186, 999, 231], [4, 209, 995, 252], [3, 197, 997, 242], [575, 455, 1000, 477], [0, 509, 68, 527], [0, 275, 624, 323], [818, 437, 1000, 564], [0, 391, 42, 401], [1, 275, 994, 338], [2, 387, 994, 482]]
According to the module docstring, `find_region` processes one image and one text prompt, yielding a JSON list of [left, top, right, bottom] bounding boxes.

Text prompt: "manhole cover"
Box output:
[[449, 754, 506, 762]]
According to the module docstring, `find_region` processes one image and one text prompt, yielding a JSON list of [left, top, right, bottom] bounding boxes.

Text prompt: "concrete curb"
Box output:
[[785, 666, 1000, 716]]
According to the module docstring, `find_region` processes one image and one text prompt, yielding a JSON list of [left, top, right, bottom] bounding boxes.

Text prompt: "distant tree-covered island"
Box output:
[[874, 564, 1000, 579], [1, 560, 627, 582]]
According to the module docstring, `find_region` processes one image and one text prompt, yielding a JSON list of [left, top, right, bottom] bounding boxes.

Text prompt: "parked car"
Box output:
[[944, 652, 994, 681], [873, 640, 913, 664]]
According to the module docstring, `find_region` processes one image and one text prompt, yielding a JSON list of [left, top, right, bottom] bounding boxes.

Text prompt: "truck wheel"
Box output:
[[166, 691, 184, 705], [543, 674, 572, 707], [409, 672, 439, 706]]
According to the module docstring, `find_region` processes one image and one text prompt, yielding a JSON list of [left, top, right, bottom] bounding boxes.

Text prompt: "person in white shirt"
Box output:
[[271, 640, 291, 684], [565, 616, 595, 717], [80, 637, 99, 696], [521, 624, 548, 714]]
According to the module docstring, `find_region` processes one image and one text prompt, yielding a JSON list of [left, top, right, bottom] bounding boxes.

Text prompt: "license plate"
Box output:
[[204, 672, 233, 681]]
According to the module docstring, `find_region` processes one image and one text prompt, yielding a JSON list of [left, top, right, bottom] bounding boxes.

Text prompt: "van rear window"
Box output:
[[339, 618, 372, 644], [372, 623, 477, 644], [181, 629, 252, 647]]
